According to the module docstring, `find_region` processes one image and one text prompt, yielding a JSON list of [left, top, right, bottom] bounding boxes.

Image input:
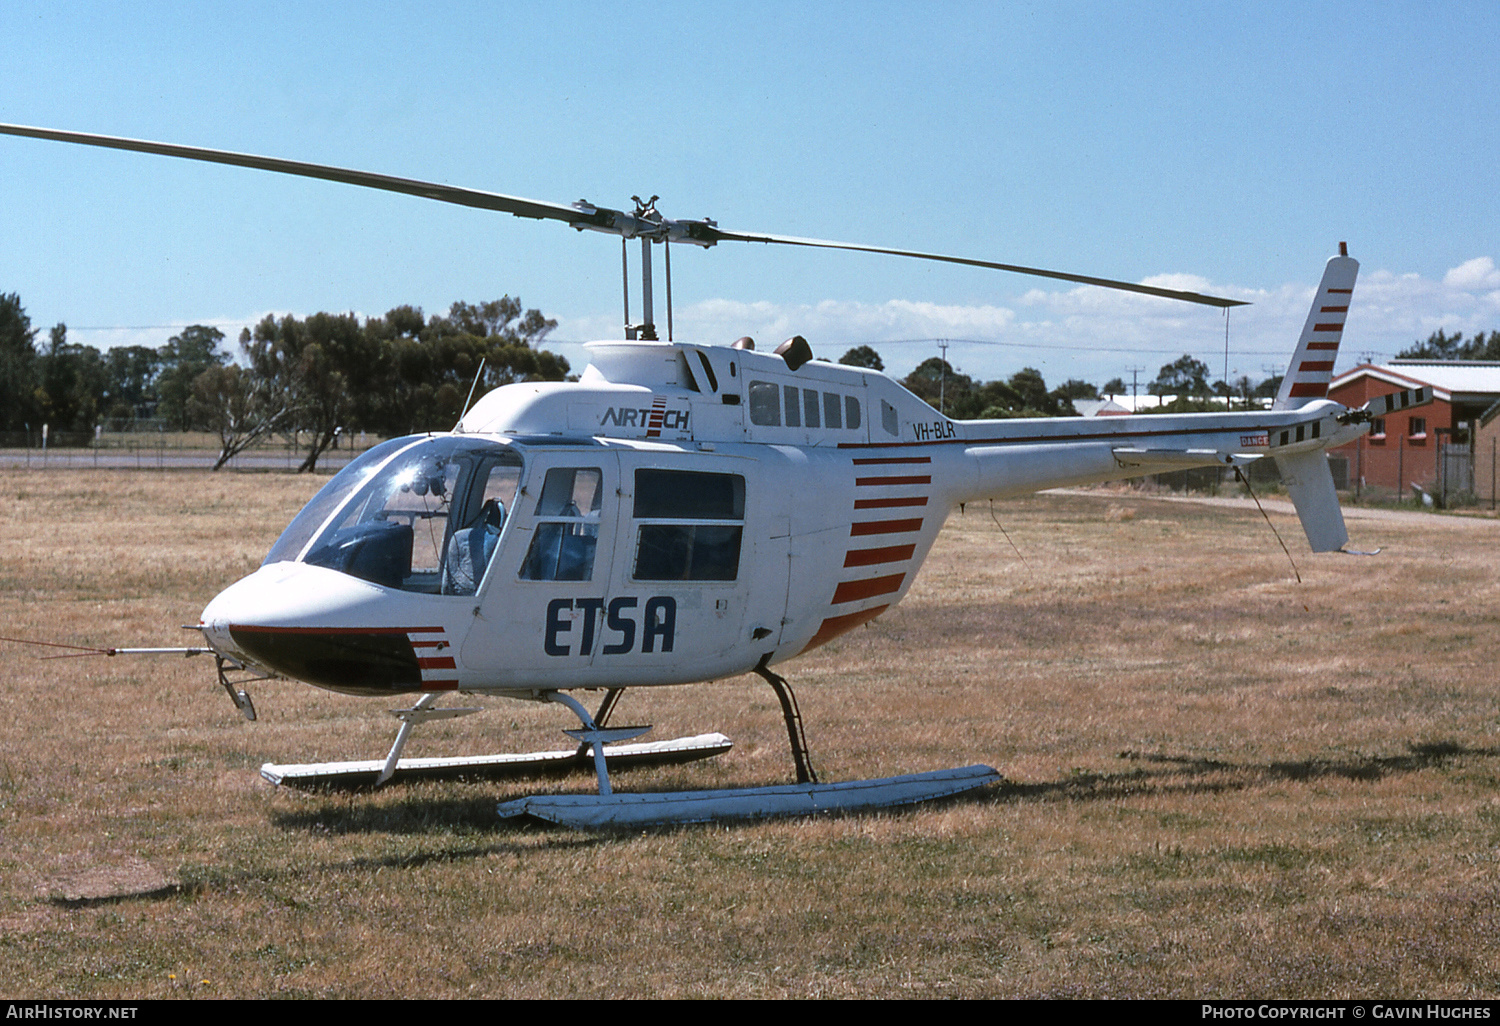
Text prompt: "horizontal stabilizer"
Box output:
[[1113, 447, 1250, 468]]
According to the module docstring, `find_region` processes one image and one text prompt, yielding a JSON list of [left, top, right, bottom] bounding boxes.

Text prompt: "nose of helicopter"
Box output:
[[200, 563, 452, 696]]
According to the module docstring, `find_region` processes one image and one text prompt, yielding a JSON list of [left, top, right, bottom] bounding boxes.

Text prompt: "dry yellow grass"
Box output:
[[2, 469, 1499, 998]]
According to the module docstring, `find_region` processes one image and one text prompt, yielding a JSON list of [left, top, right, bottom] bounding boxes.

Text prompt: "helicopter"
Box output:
[[0, 124, 1432, 828]]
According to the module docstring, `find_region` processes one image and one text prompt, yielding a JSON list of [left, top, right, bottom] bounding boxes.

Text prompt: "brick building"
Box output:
[[1477, 399, 1500, 506], [1328, 361, 1500, 496]]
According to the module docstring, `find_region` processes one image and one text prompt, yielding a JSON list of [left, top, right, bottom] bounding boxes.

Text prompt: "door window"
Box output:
[[519, 467, 603, 581]]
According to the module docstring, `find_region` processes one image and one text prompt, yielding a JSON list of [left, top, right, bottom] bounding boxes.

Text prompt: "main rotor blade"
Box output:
[[2, 122, 1248, 308], [702, 227, 1249, 308], [0, 122, 614, 228]]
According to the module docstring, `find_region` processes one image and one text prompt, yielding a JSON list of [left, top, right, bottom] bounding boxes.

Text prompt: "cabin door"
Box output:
[[462, 451, 619, 685]]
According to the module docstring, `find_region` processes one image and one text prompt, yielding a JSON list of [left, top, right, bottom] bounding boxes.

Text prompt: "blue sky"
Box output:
[[4, 1, 1498, 390]]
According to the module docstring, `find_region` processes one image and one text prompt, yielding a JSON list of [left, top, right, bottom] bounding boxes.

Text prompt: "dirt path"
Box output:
[[1048, 488, 1500, 529]]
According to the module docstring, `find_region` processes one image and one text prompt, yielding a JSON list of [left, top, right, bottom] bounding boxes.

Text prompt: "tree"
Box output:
[[1227, 374, 1256, 410], [0, 293, 39, 432], [1101, 377, 1126, 397], [189, 363, 291, 471], [245, 312, 378, 472], [902, 357, 975, 416], [33, 324, 109, 434], [102, 345, 162, 427], [1151, 354, 1210, 398], [1051, 378, 1098, 417], [1397, 329, 1500, 361], [1008, 367, 1052, 412], [366, 297, 566, 434], [838, 345, 884, 371], [157, 326, 228, 430]]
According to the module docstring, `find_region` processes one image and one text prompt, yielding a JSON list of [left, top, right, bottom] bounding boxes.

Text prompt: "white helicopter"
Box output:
[[0, 124, 1431, 829]]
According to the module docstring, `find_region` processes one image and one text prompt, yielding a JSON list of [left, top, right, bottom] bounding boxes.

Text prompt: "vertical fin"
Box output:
[[1274, 244, 1359, 410], [1275, 450, 1349, 552]]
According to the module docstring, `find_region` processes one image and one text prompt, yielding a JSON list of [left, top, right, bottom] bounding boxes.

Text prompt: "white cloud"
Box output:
[[545, 257, 1500, 386], [1443, 257, 1500, 291]]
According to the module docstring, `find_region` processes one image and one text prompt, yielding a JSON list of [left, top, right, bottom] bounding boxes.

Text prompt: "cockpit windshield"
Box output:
[[263, 436, 522, 595]]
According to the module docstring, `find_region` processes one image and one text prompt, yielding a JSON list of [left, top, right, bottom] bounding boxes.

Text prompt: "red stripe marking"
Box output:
[[801, 604, 890, 654], [1327, 288, 1353, 294], [1305, 341, 1340, 350], [856, 475, 931, 486], [854, 496, 929, 509], [417, 656, 456, 670], [832, 574, 904, 604], [1288, 383, 1328, 397], [1298, 360, 1335, 372], [844, 544, 916, 567], [851, 518, 923, 536], [645, 398, 666, 438], [1312, 323, 1344, 332], [1320, 306, 1348, 313], [852, 456, 931, 465]]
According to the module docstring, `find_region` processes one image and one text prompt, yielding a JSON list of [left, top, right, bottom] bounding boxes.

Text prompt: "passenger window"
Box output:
[[748, 381, 781, 426], [845, 395, 861, 430], [824, 391, 842, 429], [784, 385, 801, 427], [882, 399, 900, 436], [632, 469, 745, 581], [520, 467, 602, 581], [803, 389, 821, 428]]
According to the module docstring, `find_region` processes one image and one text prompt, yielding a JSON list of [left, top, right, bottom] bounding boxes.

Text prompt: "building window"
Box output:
[[1370, 417, 1385, 439], [1409, 416, 1427, 439]]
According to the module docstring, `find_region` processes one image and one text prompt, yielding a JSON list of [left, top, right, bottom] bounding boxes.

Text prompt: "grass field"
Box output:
[[2, 469, 1499, 998]]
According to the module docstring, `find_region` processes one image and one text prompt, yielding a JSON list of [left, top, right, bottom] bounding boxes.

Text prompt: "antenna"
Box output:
[[1223, 307, 1232, 407], [455, 357, 487, 430]]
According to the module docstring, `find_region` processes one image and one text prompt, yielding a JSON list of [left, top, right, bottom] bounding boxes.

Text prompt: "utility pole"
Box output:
[[1126, 366, 1145, 411], [937, 340, 950, 415]]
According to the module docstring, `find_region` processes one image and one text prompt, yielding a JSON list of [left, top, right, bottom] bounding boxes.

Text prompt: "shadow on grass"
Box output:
[[997, 739, 1492, 803], [47, 832, 604, 910]]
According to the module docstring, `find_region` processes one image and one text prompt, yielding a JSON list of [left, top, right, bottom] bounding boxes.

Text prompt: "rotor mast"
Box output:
[[619, 195, 668, 341]]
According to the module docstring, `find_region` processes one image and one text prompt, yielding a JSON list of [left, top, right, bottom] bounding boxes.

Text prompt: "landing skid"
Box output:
[[259, 686, 731, 790], [496, 667, 1000, 830], [498, 765, 1001, 831], [261, 732, 732, 790]]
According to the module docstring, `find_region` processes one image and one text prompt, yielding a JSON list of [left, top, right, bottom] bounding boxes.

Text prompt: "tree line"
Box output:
[[0, 293, 565, 470], [7, 289, 1487, 467], [1397, 329, 1500, 361], [838, 346, 1284, 418]]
